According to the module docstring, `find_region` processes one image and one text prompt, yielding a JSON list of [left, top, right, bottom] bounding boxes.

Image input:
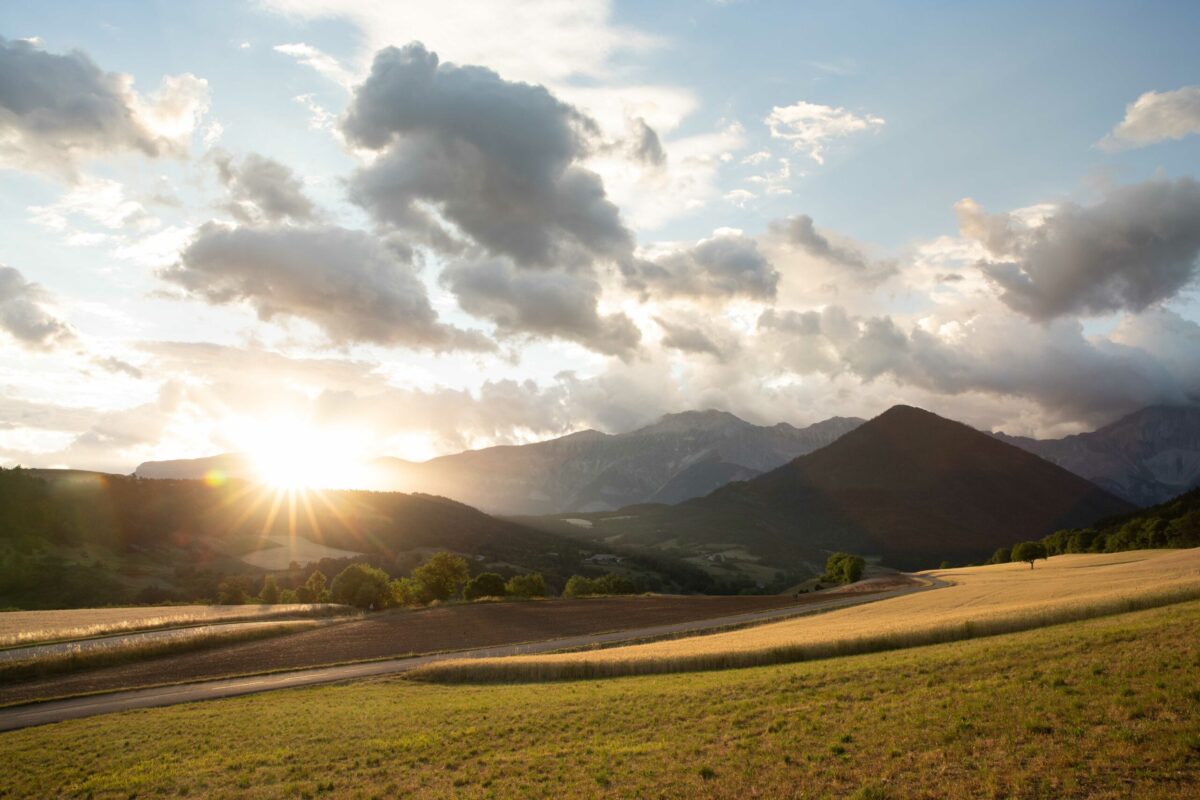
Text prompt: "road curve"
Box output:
[[0, 575, 946, 732]]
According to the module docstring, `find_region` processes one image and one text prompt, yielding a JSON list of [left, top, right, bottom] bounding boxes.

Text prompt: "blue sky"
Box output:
[[1, 0, 1199, 476]]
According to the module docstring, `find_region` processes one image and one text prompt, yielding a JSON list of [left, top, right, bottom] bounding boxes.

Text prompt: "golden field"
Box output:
[[414, 548, 1200, 682]]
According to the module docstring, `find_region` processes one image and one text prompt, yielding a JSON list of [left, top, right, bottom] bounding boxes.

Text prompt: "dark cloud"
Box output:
[[161, 224, 493, 350], [960, 177, 1200, 319], [628, 117, 665, 166], [655, 316, 728, 359], [768, 214, 897, 284], [0, 37, 205, 175], [631, 232, 779, 301], [214, 152, 316, 223], [92, 356, 144, 379], [441, 258, 640, 358], [0, 265, 74, 349], [343, 42, 631, 270]]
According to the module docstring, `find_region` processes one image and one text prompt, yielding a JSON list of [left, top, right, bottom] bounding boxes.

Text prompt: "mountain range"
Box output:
[[541, 406, 1135, 573], [136, 411, 866, 515]]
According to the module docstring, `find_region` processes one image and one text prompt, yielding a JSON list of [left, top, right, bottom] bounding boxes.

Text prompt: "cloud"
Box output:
[[441, 258, 640, 358], [344, 42, 631, 271], [0, 265, 74, 349], [1099, 85, 1200, 151], [626, 116, 666, 166], [768, 214, 897, 286], [654, 313, 736, 360], [214, 151, 317, 223], [765, 100, 884, 164], [631, 230, 778, 301], [160, 223, 493, 350], [0, 37, 207, 176], [273, 42, 355, 87], [960, 177, 1200, 319], [28, 175, 158, 235]]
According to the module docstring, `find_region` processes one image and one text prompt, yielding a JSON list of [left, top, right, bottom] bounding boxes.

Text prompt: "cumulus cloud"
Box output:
[[441, 258, 640, 358], [160, 223, 493, 350], [654, 313, 737, 360], [960, 177, 1200, 319], [768, 214, 897, 286], [1099, 85, 1200, 151], [0, 265, 74, 349], [765, 100, 884, 164], [344, 42, 631, 271], [0, 37, 208, 175], [631, 230, 778, 301], [214, 151, 317, 223]]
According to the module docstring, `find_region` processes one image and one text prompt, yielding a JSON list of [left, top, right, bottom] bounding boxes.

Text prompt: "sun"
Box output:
[[233, 417, 374, 491]]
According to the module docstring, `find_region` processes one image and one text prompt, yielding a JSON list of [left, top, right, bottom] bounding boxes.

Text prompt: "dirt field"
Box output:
[[0, 594, 820, 705]]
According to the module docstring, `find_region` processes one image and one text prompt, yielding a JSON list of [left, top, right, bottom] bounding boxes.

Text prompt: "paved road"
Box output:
[[0, 575, 946, 733]]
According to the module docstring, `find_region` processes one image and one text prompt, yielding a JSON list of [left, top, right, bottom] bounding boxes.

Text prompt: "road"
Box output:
[[0, 575, 946, 732]]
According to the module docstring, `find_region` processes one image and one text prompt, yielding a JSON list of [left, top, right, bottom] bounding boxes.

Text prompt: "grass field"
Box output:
[[415, 549, 1200, 682], [0, 604, 353, 649], [2, 599, 1198, 798]]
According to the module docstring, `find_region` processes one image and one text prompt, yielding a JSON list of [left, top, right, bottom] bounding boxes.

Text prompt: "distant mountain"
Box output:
[[133, 452, 252, 480], [555, 406, 1134, 574], [137, 411, 866, 514], [995, 406, 1200, 506]]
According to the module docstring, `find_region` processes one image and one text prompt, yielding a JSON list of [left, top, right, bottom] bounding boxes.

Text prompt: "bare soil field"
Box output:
[[0, 594, 822, 705]]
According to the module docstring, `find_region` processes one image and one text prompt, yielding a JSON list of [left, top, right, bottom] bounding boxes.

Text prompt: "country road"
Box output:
[[0, 574, 947, 732]]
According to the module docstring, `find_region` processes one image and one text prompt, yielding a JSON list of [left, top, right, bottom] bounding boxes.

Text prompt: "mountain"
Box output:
[[553, 406, 1134, 574], [0, 468, 710, 609], [137, 411, 866, 514], [995, 405, 1200, 506]]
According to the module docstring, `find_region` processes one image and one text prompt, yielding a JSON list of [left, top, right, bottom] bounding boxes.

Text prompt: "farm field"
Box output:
[[0, 603, 351, 648], [2, 599, 1197, 798], [0, 594, 817, 706], [416, 549, 1200, 681]]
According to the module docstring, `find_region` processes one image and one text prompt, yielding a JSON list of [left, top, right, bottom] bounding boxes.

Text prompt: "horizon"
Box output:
[[2, 1, 1200, 482]]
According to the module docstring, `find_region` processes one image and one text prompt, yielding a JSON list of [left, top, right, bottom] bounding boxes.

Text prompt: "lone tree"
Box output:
[[412, 552, 470, 601], [823, 552, 866, 584], [1012, 541, 1048, 569]]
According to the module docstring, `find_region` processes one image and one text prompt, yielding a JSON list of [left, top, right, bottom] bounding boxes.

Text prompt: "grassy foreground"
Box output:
[[3, 601, 1199, 798]]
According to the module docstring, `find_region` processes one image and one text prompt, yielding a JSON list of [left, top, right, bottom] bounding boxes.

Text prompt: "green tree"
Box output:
[[278, 588, 298, 604], [823, 553, 865, 584], [463, 572, 508, 600], [1012, 541, 1048, 569], [593, 573, 636, 595], [217, 576, 254, 605], [390, 577, 427, 607], [331, 563, 392, 609], [412, 552, 470, 601], [986, 547, 1011, 565], [296, 569, 328, 603], [258, 574, 280, 604], [505, 573, 547, 598], [563, 575, 597, 597]]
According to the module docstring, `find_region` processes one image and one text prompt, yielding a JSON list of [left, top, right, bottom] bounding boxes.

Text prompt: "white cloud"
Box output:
[[1099, 85, 1200, 151], [765, 100, 884, 164], [273, 42, 355, 88]]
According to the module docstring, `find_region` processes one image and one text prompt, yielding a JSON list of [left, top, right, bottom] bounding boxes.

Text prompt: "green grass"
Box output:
[[3, 601, 1200, 798]]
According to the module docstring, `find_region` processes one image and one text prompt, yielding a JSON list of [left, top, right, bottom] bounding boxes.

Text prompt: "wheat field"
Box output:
[[414, 548, 1200, 682]]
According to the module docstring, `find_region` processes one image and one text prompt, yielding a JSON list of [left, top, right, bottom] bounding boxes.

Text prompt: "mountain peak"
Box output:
[[637, 409, 749, 434]]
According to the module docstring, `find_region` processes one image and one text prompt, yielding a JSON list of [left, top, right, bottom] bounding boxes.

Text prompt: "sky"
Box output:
[[1, 0, 1199, 475]]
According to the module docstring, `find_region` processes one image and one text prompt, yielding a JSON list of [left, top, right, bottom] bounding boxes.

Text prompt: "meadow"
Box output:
[[1, 599, 1197, 798], [0, 603, 353, 648], [414, 549, 1200, 682]]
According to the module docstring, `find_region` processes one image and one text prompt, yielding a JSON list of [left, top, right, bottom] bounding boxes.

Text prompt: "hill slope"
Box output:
[[567, 406, 1133, 573], [137, 411, 865, 514], [996, 405, 1200, 506]]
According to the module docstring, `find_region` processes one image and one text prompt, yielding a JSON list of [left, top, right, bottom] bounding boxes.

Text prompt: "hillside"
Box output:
[[137, 411, 865, 514], [0, 468, 704, 609], [1034, 485, 1200, 555], [995, 405, 1200, 505], [559, 406, 1133, 574]]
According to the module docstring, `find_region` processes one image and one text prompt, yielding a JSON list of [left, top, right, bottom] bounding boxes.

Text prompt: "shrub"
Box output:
[[565, 573, 635, 597], [331, 563, 392, 609], [987, 547, 1011, 565], [390, 577, 426, 607], [463, 572, 508, 600], [505, 573, 547, 598], [412, 553, 470, 601], [823, 553, 866, 584], [564, 575, 597, 597]]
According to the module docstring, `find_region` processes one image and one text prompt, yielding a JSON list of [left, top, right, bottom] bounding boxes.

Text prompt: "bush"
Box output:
[[331, 563, 392, 609], [505, 573, 547, 598], [987, 547, 1011, 565], [412, 553, 470, 601], [823, 553, 866, 584], [389, 577, 426, 607], [463, 572, 508, 600], [564, 573, 636, 597], [563, 575, 597, 597]]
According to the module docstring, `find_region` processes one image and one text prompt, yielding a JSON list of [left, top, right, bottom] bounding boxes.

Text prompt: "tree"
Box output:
[[258, 574, 280, 604], [593, 573, 636, 595], [987, 547, 1011, 565], [331, 563, 392, 609], [1012, 541, 1048, 569], [390, 577, 426, 607], [564, 575, 597, 597], [412, 552, 470, 601], [505, 573, 547, 598], [296, 569, 328, 603], [217, 575, 254, 605], [463, 572, 508, 600], [278, 588, 298, 604], [823, 553, 865, 584]]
